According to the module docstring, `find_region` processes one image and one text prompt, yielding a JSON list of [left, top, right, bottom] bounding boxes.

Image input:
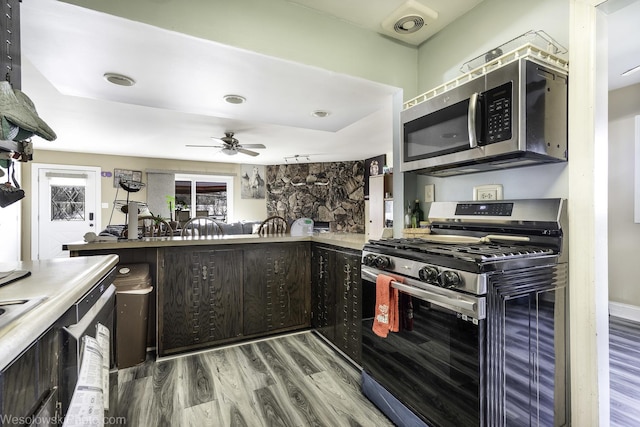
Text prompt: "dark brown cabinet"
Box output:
[[311, 244, 362, 363], [157, 242, 311, 356], [158, 246, 243, 355], [311, 245, 336, 341], [0, 327, 59, 423], [73, 241, 318, 357], [243, 243, 311, 336]]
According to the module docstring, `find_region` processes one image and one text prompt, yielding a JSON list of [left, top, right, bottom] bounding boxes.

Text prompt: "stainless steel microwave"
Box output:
[[401, 58, 568, 176]]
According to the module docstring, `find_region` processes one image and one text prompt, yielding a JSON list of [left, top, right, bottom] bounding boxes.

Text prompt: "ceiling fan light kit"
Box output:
[[186, 131, 265, 157]]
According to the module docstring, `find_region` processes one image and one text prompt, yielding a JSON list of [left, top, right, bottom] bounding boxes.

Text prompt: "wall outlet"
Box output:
[[473, 184, 503, 201], [424, 184, 435, 202]]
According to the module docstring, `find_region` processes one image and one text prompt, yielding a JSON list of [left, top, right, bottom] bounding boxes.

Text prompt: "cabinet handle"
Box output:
[[202, 265, 208, 280], [344, 263, 352, 289]]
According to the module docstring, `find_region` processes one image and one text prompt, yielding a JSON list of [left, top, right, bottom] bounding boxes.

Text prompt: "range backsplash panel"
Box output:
[[266, 161, 364, 233]]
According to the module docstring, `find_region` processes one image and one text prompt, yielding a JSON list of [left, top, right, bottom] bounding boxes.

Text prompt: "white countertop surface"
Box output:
[[0, 255, 119, 371], [65, 232, 368, 252]]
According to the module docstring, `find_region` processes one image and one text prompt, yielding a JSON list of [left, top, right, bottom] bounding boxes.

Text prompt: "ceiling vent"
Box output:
[[380, 0, 438, 46]]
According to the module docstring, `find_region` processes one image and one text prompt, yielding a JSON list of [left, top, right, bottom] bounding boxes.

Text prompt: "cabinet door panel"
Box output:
[[334, 251, 362, 363], [0, 340, 37, 419], [311, 244, 362, 363], [311, 246, 336, 341], [160, 247, 242, 354], [0, 328, 59, 421], [244, 243, 310, 335]]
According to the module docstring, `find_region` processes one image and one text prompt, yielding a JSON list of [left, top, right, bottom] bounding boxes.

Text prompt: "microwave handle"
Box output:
[[468, 92, 479, 148]]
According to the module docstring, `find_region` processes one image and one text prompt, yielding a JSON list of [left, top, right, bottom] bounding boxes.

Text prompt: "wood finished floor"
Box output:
[[110, 332, 393, 427], [107, 318, 640, 426], [610, 316, 640, 427]]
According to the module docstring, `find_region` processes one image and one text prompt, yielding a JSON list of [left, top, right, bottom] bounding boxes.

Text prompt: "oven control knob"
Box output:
[[374, 256, 391, 269], [441, 270, 462, 288], [363, 254, 377, 266], [418, 266, 439, 283]]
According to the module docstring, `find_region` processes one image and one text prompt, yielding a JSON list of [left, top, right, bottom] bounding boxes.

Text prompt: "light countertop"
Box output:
[[64, 232, 368, 252], [0, 255, 119, 370]]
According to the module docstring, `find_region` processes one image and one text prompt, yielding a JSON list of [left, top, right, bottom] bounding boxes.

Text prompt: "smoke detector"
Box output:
[[380, 0, 438, 46]]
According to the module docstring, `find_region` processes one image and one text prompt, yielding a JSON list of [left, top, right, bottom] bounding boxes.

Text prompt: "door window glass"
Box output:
[[50, 178, 86, 221]]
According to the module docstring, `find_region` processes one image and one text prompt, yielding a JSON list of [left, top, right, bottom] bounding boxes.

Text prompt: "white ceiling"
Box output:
[[17, 0, 640, 165], [19, 0, 400, 165], [18, 0, 485, 166], [605, 0, 640, 91]]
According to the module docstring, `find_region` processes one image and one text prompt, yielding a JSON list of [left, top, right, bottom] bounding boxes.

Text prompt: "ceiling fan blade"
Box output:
[[239, 143, 266, 149], [237, 148, 260, 157], [186, 144, 224, 148]]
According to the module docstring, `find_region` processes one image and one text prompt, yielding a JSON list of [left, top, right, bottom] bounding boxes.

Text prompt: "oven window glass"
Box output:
[[362, 294, 484, 427], [404, 99, 472, 161]]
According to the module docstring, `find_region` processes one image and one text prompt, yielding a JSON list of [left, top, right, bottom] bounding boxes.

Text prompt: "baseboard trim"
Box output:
[[609, 301, 640, 323]]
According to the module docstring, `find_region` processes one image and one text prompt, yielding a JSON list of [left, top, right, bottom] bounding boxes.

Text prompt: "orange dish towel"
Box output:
[[372, 274, 400, 338]]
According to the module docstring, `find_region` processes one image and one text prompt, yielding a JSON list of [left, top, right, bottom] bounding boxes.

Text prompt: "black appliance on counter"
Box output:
[[360, 199, 569, 427]]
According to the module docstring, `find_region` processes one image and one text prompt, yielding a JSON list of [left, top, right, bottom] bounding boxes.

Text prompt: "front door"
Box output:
[[31, 164, 100, 260]]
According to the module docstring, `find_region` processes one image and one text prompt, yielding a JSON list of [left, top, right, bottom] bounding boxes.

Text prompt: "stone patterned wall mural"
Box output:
[[266, 161, 365, 233]]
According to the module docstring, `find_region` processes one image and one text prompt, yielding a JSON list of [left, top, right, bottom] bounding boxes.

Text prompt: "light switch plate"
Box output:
[[101, 202, 109, 209], [473, 184, 503, 201], [424, 184, 435, 202]]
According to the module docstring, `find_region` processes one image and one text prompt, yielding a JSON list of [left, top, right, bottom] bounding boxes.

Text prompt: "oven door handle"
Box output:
[[390, 281, 479, 316], [361, 268, 485, 319]]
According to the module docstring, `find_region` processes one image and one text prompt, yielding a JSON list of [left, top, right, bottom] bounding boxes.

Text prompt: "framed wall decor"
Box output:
[[113, 168, 143, 188], [241, 164, 266, 199]]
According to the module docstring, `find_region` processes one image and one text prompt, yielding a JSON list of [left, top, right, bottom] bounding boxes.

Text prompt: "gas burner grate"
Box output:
[[371, 239, 555, 263], [452, 245, 555, 261]]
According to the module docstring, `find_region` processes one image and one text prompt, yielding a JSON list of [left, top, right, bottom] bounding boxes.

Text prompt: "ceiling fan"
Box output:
[[186, 132, 266, 157]]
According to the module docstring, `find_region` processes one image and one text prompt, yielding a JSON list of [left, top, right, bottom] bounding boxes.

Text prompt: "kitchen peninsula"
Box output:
[[64, 233, 366, 358]]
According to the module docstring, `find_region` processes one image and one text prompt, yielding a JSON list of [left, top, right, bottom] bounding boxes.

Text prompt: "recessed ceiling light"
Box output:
[[103, 72, 135, 86], [622, 64, 640, 76], [223, 94, 246, 104], [311, 110, 331, 118]]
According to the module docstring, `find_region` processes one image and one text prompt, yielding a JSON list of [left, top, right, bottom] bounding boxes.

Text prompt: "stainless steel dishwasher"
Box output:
[[58, 267, 116, 418]]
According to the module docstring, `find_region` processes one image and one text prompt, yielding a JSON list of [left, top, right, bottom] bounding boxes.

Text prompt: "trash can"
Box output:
[[113, 263, 153, 369]]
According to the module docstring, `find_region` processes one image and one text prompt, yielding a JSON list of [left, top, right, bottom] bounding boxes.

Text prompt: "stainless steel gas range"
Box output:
[[360, 198, 569, 427]]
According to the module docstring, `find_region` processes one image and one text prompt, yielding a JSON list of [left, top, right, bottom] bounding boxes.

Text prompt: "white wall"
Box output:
[[399, 0, 570, 207], [20, 150, 267, 259], [417, 0, 570, 94], [609, 82, 640, 308]]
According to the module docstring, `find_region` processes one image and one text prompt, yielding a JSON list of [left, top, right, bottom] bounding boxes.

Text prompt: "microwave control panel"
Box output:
[[484, 82, 512, 143]]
